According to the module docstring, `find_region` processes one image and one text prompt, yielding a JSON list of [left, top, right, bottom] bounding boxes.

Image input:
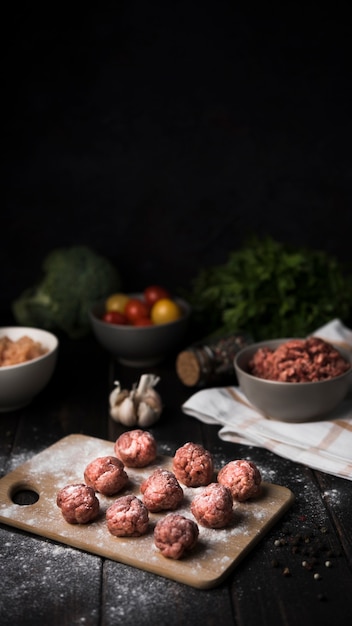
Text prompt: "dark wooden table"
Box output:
[[1, 332, 352, 626]]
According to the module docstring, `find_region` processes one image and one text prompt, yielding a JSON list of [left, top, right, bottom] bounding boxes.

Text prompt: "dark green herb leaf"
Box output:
[[188, 236, 352, 340]]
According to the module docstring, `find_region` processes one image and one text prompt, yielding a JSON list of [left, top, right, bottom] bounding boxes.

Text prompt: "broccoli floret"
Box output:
[[12, 246, 121, 338]]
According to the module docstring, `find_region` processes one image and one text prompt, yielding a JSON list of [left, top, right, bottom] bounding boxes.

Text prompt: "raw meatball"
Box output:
[[191, 483, 233, 528], [84, 456, 129, 496], [217, 460, 262, 502], [172, 442, 214, 487], [140, 468, 184, 512], [56, 484, 100, 524], [106, 495, 149, 537], [154, 514, 199, 559], [114, 429, 157, 468]]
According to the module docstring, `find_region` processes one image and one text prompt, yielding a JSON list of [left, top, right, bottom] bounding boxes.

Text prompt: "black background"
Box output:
[[3, 1, 352, 314]]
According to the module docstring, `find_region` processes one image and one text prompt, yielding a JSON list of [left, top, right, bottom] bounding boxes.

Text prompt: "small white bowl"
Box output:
[[0, 327, 59, 412], [90, 296, 191, 366], [234, 338, 352, 422]]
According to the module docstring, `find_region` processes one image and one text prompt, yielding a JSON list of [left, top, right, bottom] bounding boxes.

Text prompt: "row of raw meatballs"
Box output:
[[56, 429, 262, 559]]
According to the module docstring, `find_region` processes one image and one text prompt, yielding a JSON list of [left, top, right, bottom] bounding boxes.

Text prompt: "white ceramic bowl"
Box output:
[[90, 296, 191, 366], [0, 327, 59, 412], [234, 338, 352, 422]]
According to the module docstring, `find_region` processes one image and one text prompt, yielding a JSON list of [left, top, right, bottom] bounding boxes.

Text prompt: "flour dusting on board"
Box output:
[[0, 434, 294, 589]]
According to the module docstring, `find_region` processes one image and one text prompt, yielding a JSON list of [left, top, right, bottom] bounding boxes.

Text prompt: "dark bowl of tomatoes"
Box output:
[[89, 289, 191, 367]]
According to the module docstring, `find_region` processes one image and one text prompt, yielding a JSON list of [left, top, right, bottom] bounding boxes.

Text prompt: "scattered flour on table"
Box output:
[[1, 532, 101, 617], [322, 488, 341, 505]]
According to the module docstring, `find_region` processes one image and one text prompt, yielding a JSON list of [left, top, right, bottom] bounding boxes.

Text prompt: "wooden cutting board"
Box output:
[[0, 434, 294, 589]]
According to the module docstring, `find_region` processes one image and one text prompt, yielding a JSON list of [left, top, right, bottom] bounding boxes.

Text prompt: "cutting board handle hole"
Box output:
[[10, 484, 39, 506]]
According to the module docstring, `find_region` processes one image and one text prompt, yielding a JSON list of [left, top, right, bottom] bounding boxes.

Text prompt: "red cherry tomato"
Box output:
[[124, 298, 150, 323], [134, 317, 154, 327], [102, 311, 127, 325], [143, 285, 170, 308]]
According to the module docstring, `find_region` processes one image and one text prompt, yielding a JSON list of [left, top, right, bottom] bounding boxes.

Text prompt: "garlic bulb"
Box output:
[[109, 374, 163, 427]]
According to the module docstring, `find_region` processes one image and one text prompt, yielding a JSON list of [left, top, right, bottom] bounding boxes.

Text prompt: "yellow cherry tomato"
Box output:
[[150, 298, 182, 325], [105, 293, 130, 314]]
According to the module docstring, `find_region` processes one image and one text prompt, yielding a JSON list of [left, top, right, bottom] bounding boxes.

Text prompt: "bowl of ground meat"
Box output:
[[234, 337, 352, 422], [0, 326, 59, 412]]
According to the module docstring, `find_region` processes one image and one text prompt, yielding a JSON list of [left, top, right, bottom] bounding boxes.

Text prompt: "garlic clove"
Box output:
[[109, 381, 123, 408], [109, 380, 137, 425], [137, 401, 159, 427], [141, 388, 163, 414], [111, 396, 137, 426]]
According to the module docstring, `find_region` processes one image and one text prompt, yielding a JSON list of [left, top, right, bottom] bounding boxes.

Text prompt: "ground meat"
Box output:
[[154, 513, 199, 559], [140, 468, 184, 512], [83, 456, 129, 496], [114, 429, 157, 468], [217, 460, 262, 502], [249, 337, 351, 383], [172, 442, 214, 487], [0, 335, 48, 367], [106, 495, 149, 537], [190, 483, 233, 528], [56, 484, 100, 524]]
